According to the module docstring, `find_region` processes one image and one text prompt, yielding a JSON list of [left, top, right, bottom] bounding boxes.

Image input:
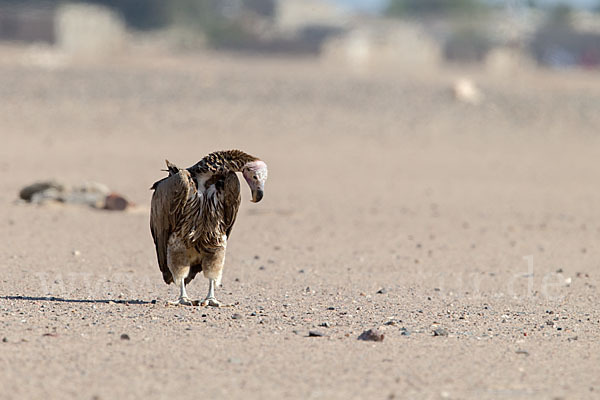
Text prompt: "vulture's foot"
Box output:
[[168, 297, 198, 306], [200, 297, 232, 307]]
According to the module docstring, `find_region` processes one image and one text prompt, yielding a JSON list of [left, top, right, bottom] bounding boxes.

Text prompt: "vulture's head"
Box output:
[[242, 160, 268, 203]]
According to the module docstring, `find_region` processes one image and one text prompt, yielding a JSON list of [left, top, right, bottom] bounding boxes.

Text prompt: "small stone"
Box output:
[[327, 307, 335, 311], [151, 299, 157, 304], [104, 193, 129, 211], [232, 313, 242, 320], [376, 288, 388, 294], [72, 250, 81, 256], [358, 328, 384, 342], [515, 349, 529, 356], [2, 337, 7, 343], [319, 322, 331, 328], [120, 334, 130, 340], [400, 327, 411, 336], [432, 327, 448, 337], [259, 266, 265, 270], [308, 330, 325, 337]]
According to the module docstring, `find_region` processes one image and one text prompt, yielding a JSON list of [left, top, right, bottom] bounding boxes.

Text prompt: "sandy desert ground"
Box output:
[[0, 49, 599, 399]]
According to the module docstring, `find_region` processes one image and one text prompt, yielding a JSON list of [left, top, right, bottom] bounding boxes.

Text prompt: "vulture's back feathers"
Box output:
[[150, 168, 197, 284], [150, 160, 242, 286]]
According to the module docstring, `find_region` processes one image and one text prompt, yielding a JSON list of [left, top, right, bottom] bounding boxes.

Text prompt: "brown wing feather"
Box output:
[[150, 168, 196, 284], [222, 171, 241, 238]]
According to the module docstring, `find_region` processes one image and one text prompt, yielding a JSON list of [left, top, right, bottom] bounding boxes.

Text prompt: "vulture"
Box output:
[[150, 150, 268, 306]]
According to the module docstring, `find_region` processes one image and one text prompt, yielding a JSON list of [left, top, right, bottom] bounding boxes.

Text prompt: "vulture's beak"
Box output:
[[251, 189, 264, 203]]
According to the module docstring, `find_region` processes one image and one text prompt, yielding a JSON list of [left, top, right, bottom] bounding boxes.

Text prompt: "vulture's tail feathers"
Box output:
[[150, 160, 181, 190], [164, 160, 180, 175]]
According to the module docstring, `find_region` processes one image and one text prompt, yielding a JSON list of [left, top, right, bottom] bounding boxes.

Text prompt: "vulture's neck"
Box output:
[[189, 150, 259, 175]]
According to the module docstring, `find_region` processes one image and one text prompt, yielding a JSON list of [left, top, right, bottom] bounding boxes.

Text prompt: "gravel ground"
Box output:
[[0, 50, 599, 399]]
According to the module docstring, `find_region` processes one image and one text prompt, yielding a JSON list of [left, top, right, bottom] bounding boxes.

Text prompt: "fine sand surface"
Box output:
[[1, 52, 599, 399]]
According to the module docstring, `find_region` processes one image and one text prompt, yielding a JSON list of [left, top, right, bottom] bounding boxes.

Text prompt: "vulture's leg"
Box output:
[[168, 276, 194, 306], [201, 278, 220, 307], [199, 246, 232, 307], [167, 244, 194, 306]]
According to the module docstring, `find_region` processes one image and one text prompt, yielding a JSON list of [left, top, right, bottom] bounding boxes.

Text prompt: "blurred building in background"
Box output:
[[0, 0, 599, 70]]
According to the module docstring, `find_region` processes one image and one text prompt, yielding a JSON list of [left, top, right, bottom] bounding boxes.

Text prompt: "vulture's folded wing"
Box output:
[[150, 169, 196, 284], [222, 171, 241, 238]]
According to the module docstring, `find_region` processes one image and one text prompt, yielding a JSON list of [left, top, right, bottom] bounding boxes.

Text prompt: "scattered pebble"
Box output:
[[515, 349, 529, 356], [231, 313, 243, 320], [2, 337, 7, 343], [308, 330, 325, 337], [358, 328, 384, 342], [376, 288, 388, 294], [120, 334, 130, 340], [400, 327, 411, 336], [319, 322, 331, 328], [432, 327, 448, 337]]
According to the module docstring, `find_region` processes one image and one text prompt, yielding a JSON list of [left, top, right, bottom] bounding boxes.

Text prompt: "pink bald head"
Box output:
[[242, 160, 268, 202]]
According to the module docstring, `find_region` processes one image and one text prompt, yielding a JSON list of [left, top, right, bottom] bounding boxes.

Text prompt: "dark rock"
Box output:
[[308, 330, 325, 337], [120, 334, 130, 340], [151, 299, 157, 304], [376, 288, 388, 294], [319, 322, 331, 328], [400, 327, 411, 336], [19, 181, 64, 201], [104, 193, 129, 211], [358, 328, 385, 342], [2, 337, 7, 343], [515, 349, 529, 356], [232, 313, 243, 320]]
